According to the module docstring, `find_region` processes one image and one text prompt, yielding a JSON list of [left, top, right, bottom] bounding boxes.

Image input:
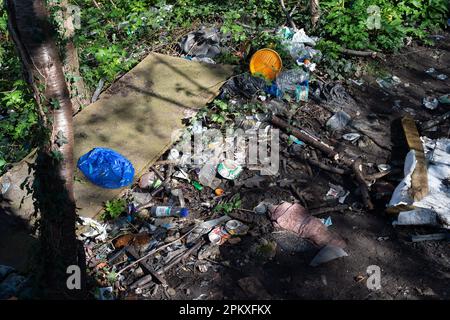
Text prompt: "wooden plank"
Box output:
[[401, 116, 429, 201]]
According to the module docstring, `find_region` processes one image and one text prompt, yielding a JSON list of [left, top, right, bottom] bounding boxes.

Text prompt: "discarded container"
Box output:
[[198, 157, 221, 189], [139, 172, 161, 189], [192, 180, 204, 190], [289, 135, 305, 146], [217, 159, 243, 180], [150, 206, 189, 218], [326, 111, 351, 131], [208, 226, 231, 245], [423, 96, 439, 110], [77, 147, 135, 189], [249, 48, 283, 81], [225, 220, 248, 236], [171, 189, 185, 207], [296, 80, 309, 102], [276, 69, 310, 100]]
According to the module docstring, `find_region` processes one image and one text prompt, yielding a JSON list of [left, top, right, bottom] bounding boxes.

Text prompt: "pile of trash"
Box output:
[[75, 26, 450, 300]]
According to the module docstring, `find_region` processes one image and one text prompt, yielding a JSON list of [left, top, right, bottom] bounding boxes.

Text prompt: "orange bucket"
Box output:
[[249, 48, 282, 81]]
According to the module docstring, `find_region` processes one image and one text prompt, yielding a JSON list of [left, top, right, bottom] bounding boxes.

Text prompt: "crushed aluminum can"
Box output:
[[225, 219, 248, 236], [208, 226, 231, 245], [217, 159, 243, 180]]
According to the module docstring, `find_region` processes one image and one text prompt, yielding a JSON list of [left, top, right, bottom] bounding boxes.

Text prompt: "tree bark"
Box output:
[[49, 0, 91, 113], [310, 0, 320, 29], [6, 0, 85, 298]]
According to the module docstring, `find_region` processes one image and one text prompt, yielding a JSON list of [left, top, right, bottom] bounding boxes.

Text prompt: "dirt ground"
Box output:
[[144, 33, 450, 301]]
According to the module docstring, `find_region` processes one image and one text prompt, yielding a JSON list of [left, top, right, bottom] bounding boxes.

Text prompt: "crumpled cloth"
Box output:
[[269, 202, 346, 248]]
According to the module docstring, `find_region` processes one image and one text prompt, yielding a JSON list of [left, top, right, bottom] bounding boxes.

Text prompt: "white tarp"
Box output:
[[389, 138, 450, 229]]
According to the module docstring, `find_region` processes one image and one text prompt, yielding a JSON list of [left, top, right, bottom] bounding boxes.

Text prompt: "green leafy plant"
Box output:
[[102, 198, 127, 221], [214, 194, 242, 214]]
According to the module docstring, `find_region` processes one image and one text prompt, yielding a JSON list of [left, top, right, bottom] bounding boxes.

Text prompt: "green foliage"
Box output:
[[102, 198, 126, 221], [318, 0, 449, 52], [214, 194, 242, 214]]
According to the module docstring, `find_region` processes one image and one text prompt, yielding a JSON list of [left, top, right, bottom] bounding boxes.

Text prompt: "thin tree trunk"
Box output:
[[6, 0, 85, 298], [310, 0, 320, 29], [50, 0, 91, 113]]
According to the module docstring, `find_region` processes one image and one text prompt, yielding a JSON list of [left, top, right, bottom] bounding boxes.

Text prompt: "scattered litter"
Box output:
[[377, 164, 391, 172], [326, 111, 351, 131], [179, 27, 221, 58], [320, 217, 333, 227], [376, 75, 401, 90], [276, 69, 310, 102], [77, 217, 108, 242], [249, 48, 282, 81], [423, 96, 439, 110], [342, 133, 361, 142], [217, 159, 243, 180], [310, 245, 348, 267], [150, 206, 189, 218]]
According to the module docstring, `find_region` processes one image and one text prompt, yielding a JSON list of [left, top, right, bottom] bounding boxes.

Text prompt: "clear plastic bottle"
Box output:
[[276, 69, 310, 95], [198, 157, 221, 189], [150, 206, 189, 218]]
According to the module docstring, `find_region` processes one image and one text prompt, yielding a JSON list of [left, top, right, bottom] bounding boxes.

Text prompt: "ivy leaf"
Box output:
[[55, 130, 68, 147]]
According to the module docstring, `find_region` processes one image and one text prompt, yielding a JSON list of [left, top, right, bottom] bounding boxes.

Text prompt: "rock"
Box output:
[[167, 287, 176, 296]]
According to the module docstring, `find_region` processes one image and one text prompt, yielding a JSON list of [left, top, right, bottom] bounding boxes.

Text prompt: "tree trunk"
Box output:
[[49, 0, 91, 113], [6, 0, 85, 298], [310, 0, 320, 29]]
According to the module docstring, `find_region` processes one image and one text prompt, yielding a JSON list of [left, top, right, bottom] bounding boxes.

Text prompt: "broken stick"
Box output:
[[352, 158, 374, 210]]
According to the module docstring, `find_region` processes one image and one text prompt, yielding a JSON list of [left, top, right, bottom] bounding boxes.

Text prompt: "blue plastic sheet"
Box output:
[[77, 147, 135, 189]]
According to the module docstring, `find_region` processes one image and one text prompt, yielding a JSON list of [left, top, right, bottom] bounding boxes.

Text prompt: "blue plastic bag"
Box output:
[[77, 147, 135, 189]]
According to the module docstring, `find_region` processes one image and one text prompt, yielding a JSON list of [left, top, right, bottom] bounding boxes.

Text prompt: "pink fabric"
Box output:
[[269, 202, 346, 248]]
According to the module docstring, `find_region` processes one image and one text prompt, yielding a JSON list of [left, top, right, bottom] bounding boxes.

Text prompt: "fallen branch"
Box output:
[[352, 158, 374, 210], [340, 48, 383, 59], [270, 115, 353, 166], [125, 246, 166, 285], [117, 226, 196, 275], [159, 239, 204, 274], [309, 204, 349, 216], [279, 0, 298, 31], [365, 170, 392, 182], [305, 157, 349, 175]]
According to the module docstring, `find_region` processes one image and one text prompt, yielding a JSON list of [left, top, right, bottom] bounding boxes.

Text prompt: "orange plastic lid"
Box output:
[[249, 48, 282, 81]]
